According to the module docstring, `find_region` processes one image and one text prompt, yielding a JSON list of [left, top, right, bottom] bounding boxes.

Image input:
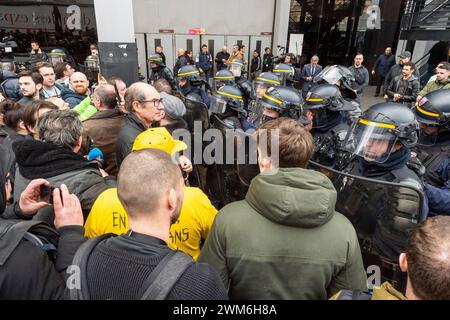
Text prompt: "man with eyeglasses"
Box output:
[[116, 82, 164, 168], [35, 62, 64, 99]]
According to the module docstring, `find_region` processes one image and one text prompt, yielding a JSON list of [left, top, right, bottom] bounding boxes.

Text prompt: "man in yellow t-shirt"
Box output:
[[85, 127, 217, 260], [84, 186, 217, 260]]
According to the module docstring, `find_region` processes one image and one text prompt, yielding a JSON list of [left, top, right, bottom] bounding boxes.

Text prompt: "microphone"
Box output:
[[88, 147, 104, 169]]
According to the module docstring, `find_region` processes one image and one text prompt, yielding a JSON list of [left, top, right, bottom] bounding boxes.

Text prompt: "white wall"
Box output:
[[95, 0, 135, 43], [132, 0, 275, 35]]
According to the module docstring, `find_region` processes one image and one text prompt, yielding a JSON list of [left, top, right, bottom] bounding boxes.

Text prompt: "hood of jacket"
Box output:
[[60, 87, 88, 101], [12, 139, 94, 180], [245, 167, 337, 228], [2, 71, 17, 79]]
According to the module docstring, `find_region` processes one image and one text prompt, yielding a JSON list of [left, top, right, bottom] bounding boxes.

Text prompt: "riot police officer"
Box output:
[[213, 69, 235, 92], [246, 72, 281, 127], [148, 54, 177, 90], [303, 83, 358, 169], [48, 48, 66, 66], [272, 63, 296, 87], [210, 85, 246, 130], [341, 102, 427, 263], [314, 65, 358, 100], [249, 85, 307, 129], [228, 59, 253, 107], [176, 65, 210, 107], [413, 89, 450, 215]]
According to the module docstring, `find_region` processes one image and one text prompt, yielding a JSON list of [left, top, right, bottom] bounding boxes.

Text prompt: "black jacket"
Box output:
[[384, 64, 420, 94], [373, 54, 396, 77], [116, 113, 148, 169], [262, 53, 273, 72], [0, 71, 21, 101], [173, 55, 188, 76], [148, 67, 177, 90], [83, 232, 228, 300], [215, 51, 230, 70], [0, 223, 85, 300], [251, 56, 262, 73], [386, 74, 420, 104], [10, 140, 114, 224]]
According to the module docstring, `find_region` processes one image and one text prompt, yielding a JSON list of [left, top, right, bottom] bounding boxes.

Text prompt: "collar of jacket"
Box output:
[[87, 108, 123, 121], [12, 139, 95, 180], [127, 112, 149, 131], [371, 282, 407, 300]]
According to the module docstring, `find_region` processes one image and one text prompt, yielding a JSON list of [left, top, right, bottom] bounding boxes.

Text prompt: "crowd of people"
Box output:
[[0, 39, 449, 301]]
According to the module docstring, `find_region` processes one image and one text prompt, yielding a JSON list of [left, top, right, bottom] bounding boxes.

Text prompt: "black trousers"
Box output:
[[376, 75, 386, 95]]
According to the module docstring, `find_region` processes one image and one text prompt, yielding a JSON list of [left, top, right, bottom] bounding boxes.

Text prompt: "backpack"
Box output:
[[0, 219, 59, 266], [69, 234, 193, 300]]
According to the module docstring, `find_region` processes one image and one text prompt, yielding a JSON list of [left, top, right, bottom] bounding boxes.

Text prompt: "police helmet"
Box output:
[[414, 89, 450, 127], [344, 102, 419, 163], [314, 65, 357, 99], [214, 69, 235, 91], [228, 59, 244, 77], [177, 65, 203, 88], [148, 54, 165, 68], [84, 55, 99, 71], [272, 63, 294, 85], [48, 48, 66, 65], [210, 85, 245, 115]]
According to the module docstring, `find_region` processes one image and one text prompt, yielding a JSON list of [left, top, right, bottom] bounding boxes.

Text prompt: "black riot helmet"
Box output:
[[228, 59, 245, 78], [303, 83, 357, 129], [414, 89, 450, 127], [84, 55, 99, 71], [177, 65, 203, 88], [214, 69, 235, 91], [210, 85, 245, 115], [272, 63, 294, 86], [254, 85, 307, 125], [343, 102, 419, 163], [148, 54, 165, 68], [253, 72, 281, 99], [48, 48, 66, 65], [314, 65, 357, 99]]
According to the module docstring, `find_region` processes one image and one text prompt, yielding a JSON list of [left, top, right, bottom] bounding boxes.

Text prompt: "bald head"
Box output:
[[222, 46, 227, 52], [93, 84, 117, 110], [70, 72, 89, 95], [124, 82, 159, 113], [178, 49, 185, 57], [117, 149, 183, 219]]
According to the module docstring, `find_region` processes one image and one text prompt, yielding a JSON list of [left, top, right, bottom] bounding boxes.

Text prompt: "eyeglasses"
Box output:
[[139, 98, 163, 108]]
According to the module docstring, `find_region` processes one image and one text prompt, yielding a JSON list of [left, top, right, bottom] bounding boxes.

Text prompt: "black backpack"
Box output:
[[69, 234, 194, 300], [0, 219, 59, 267]]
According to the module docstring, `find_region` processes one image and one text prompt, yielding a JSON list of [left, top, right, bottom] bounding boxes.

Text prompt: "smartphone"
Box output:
[[39, 184, 55, 204]]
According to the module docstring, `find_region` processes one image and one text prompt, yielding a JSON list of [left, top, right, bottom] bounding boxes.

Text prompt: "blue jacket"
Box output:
[[0, 71, 22, 101], [426, 158, 450, 216], [196, 52, 213, 72], [373, 54, 396, 77], [301, 63, 322, 93], [60, 87, 88, 109]]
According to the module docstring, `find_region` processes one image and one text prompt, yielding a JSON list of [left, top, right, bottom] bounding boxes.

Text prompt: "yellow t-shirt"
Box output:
[[84, 187, 217, 260]]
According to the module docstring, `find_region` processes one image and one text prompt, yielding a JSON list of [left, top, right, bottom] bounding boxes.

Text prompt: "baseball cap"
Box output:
[[132, 127, 187, 155], [398, 51, 412, 58], [160, 92, 186, 120]]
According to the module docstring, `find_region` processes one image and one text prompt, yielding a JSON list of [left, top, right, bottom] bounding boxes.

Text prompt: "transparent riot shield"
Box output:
[[309, 160, 425, 293], [183, 97, 210, 133]]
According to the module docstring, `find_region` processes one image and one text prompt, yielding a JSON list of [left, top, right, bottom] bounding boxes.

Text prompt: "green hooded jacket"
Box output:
[[199, 168, 368, 300]]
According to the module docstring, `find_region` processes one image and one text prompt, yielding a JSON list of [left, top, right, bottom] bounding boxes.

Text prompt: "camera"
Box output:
[[0, 35, 18, 59], [39, 184, 56, 204]]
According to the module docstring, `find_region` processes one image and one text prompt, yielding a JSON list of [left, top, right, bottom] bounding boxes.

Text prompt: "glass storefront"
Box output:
[[0, 0, 97, 65], [289, 0, 404, 71]]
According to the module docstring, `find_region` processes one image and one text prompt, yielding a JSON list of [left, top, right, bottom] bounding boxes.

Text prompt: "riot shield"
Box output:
[[309, 160, 425, 292], [183, 97, 210, 133]]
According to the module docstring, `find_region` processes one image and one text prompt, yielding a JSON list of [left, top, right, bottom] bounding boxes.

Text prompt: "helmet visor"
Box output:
[[343, 119, 398, 163], [209, 94, 228, 115], [314, 66, 342, 85], [253, 82, 271, 99], [229, 64, 242, 77]]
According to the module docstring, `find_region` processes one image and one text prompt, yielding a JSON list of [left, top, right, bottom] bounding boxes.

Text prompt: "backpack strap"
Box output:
[[69, 234, 115, 300], [139, 250, 193, 300], [0, 220, 54, 266]]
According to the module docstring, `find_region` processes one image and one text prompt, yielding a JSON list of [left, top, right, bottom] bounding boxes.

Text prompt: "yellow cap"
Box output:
[[132, 127, 187, 155]]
